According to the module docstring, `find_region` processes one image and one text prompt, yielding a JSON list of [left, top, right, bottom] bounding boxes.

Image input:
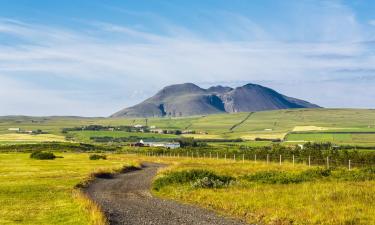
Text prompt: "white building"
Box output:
[[8, 128, 20, 132], [140, 139, 180, 149]]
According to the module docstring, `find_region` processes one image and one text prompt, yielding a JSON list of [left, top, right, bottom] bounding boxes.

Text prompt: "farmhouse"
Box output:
[[8, 128, 20, 132], [130, 139, 180, 149], [150, 128, 164, 134]]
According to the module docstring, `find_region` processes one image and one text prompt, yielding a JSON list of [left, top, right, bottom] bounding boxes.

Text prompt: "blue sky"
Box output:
[[0, 0, 375, 116]]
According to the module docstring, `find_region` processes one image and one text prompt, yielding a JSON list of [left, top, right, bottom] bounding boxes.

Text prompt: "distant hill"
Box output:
[[110, 83, 320, 118]]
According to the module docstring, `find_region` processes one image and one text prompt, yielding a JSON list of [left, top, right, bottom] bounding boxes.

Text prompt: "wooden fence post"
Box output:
[[326, 156, 329, 169], [349, 160, 351, 171], [217, 152, 219, 160], [254, 154, 257, 163], [308, 155, 311, 167], [267, 154, 269, 164], [242, 154, 245, 163], [292, 155, 295, 166], [234, 154, 236, 161], [279, 155, 282, 165]]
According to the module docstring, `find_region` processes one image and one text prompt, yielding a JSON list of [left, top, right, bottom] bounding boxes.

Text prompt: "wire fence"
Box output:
[[134, 150, 375, 170]]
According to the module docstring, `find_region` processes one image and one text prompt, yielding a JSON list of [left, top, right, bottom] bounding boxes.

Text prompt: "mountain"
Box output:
[[110, 83, 320, 118]]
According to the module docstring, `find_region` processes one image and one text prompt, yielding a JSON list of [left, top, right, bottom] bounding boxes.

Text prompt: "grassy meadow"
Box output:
[[1, 108, 375, 145], [0, 153, 137, 225], [0, 152, 374, 225], [1, 109, 375, 224], [148, 156, 375, 225]]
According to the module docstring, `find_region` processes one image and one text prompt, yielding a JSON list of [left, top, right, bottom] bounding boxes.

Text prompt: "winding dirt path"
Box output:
[[85, 163, 247, 225]]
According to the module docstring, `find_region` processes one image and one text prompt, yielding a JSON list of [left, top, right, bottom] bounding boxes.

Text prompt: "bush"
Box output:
[[191, 177, 231, 188], [89, 154, 107, 160], [153, 169, 234, 190], [30, 151, 56, 160]]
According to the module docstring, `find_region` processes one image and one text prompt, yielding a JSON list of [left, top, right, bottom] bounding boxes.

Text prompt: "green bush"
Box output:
[[89, 154, 107, 160], [153, 169, 234, 190], [30, 151, 56, 160]]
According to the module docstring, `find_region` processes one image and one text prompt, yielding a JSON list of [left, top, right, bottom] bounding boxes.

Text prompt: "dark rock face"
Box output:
[[110, 83, 320, 118]]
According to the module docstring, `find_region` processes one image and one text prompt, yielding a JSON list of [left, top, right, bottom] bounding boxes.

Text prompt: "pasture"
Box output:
[[0, 151, 374, 225], [1, 108, 375, 146], [0, 153, 137, 225], [150, 156, 375, 225]]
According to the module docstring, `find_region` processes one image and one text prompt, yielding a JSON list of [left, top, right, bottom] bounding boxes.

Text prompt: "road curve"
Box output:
[[84, 162, 247, 225]]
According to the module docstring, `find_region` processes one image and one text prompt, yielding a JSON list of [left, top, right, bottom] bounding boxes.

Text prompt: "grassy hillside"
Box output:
[[1, 109, 375, 145]]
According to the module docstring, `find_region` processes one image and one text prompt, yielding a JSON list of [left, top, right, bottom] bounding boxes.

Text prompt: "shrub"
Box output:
[[153, 169, 234, 190], [191, 177, 231, 188], [89, 154, 107, 160], [30, 151, 56, 160]]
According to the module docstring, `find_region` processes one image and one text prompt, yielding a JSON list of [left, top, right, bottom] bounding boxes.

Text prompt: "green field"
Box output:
[[69, 131, 178, 143], [0, 153, 137, 225], [286, 132, 375, 146], [1, 108, 375, 146]]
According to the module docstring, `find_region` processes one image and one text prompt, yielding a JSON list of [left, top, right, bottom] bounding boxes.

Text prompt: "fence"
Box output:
[[135, 151, 374, 169]]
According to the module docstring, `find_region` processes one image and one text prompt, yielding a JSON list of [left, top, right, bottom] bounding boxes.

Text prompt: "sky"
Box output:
[[0, 0, 375, 116]]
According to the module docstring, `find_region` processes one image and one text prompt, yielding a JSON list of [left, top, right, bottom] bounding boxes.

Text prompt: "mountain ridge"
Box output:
[[110, 83, 320, 118]]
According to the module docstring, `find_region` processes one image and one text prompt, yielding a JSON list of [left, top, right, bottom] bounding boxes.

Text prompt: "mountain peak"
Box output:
[[207, 85, 233, 94]]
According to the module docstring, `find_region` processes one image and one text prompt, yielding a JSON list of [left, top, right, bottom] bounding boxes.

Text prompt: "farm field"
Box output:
[[1, 108, 375, 145], [286, 132, 375, 146], [0, 153, 137, 225], [0, 133, 66, 144], [69, 131, 178, 143]]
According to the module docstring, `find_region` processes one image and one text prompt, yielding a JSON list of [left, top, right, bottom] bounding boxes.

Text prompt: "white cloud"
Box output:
[[0, 1, 374, 116]]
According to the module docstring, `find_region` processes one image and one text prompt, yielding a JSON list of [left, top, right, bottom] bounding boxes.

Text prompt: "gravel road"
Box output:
[[85, 162, 247, 225]]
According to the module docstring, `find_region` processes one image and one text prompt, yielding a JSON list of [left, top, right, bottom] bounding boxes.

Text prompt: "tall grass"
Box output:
[[73, 190, 108, 225], [147, 156, 375, 225]]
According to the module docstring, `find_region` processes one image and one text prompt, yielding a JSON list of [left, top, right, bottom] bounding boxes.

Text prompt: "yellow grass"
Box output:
[[144, 156, 375, 225], [0, 133, 66, 142], [181, 134, 223, 139], [240, 132, 287, 140], [292, 126, 330, 132]]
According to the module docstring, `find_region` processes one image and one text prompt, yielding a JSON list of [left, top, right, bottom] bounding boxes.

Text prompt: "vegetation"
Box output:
[[1, 109, 375, 224], [0, 153, 137, 225], [153, 169, 234, 191], [150, 156, 375, 225], [2, 109, 375, 146], [0, 142, 119, 152], [30, 151, 56, 160], [89, 154, 107, 160]]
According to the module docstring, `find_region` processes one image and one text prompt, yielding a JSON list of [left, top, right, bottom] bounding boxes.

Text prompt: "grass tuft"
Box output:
[[153, 169, 234, 190]]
